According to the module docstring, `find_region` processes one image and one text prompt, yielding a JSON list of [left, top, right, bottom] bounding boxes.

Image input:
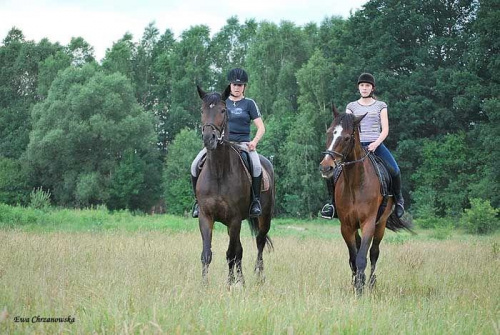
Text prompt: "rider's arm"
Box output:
[[248, 117, 265, 151]]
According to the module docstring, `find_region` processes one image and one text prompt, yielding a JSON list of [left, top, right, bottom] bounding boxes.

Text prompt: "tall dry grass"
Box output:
[[0, 226, 499, 334]]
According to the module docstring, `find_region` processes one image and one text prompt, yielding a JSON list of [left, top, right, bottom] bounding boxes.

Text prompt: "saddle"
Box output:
[[230, 145, 270, 192], [196, 145, 270, 192], [333, 149, 393, 222]]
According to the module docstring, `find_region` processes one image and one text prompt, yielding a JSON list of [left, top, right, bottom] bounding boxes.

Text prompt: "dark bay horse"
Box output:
[[319, 107, 412, 295], [196, 85, 275, 286]]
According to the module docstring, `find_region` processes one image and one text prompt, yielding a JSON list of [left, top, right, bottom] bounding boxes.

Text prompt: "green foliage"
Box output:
[[108, 150, 146, 210], [25, 64, 159, 208], [460, 198, 500, 235], [429, 223, 454, 240], [164, 128, 202, 215], [1, 2, 499, 218], [279, 50, 334, 217], [411, 133, 472, 217], [0, 157, 30, 205], [29, 187, 52, 210]]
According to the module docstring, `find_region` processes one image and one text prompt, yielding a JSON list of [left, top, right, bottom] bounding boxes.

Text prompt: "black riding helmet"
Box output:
[[357, 73, 375, 87], [227, 68, 248, 84]]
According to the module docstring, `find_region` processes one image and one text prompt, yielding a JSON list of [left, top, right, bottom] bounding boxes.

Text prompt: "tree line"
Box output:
[[0, 0, 498, 222]]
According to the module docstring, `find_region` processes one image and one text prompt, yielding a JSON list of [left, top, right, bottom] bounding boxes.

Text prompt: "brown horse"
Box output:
[[196, 85, 274, 286], [319, 107, 412, 295]]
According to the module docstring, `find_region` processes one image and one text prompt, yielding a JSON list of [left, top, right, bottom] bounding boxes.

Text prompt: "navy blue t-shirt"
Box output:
[[226, 97, 261, 142]]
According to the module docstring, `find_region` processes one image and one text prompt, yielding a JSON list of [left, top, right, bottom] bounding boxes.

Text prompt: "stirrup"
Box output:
[[395, 203, 404, 218], [192, 202, 199, 218], [321, 204, 335, 219], [249, 200, 262, 218]]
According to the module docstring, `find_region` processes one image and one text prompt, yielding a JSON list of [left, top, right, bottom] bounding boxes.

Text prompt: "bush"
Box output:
[[29, 187, 52, 210], [460, 198, 500, 235]]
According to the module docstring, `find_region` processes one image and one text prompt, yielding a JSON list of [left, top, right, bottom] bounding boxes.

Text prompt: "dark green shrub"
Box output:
[[460, 198, 499, 235]]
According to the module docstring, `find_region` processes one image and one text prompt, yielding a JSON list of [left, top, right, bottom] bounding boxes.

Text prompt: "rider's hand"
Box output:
[[248, 140, 258, 151], [367, 142, 379, 152]]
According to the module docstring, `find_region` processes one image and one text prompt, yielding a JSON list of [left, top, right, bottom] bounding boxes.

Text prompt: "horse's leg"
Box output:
[[254, 215, 271, 283], [199, 214, 214, 285], [368, 223, 386, 289], [226, 221, 244, 286], [341, 224, 358, 287], [355, 219, 376, 296]]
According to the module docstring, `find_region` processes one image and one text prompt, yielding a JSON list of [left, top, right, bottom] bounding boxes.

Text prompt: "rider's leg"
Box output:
[[321, 176, 336, 219], [371, 143, 404, 218], [247, 148, 262, 218], [190, 148, 207, 218]]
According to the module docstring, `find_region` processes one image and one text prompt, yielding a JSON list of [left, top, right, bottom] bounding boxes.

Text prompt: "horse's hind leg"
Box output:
[[227, 221, 244, 287], [254, 215, 271, 283], [199, 215, 214, 285]]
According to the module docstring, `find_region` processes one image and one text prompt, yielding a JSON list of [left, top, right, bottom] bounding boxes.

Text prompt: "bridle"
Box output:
[[201, 102, 228, 145], [322, 126, 369, 167]]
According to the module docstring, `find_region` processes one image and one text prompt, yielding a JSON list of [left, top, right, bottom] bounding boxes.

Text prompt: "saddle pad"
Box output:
[[230, 145, 270, 192]]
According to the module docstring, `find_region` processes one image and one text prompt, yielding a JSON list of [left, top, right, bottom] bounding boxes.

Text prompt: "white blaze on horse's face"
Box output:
[[326, 124, 343, 157]]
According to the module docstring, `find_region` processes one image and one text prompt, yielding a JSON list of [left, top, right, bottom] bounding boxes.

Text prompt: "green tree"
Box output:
[[280, 50, 334, 216], [25, 64, 159, 208], [460, 198, 500, 235], [209, 16, 257, 87], [150, 28, 176, 155], [0, 157, 30, 205], [164, 25, 212, 144], [0, 28, 63, 158], [164, 128, 202, 215], [102, 33, 135, 78], [411, 132, 473, 217], [468, 0, 500, 208]]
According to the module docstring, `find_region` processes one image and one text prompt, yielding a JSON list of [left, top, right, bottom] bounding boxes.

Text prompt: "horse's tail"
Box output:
[[386, 212, 415, 234], [247, 218, 274, 251]]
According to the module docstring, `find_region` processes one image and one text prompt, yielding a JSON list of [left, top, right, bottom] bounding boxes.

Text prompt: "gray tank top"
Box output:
[[346, 100, 387, 142]]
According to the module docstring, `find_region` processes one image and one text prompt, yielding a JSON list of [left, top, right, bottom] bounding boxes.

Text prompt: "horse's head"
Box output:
[[319, 105, 366, 178], [197, 85, 231, 150]]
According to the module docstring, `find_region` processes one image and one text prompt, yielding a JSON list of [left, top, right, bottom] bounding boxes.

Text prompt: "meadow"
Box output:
[[0, 206, 499, 334]]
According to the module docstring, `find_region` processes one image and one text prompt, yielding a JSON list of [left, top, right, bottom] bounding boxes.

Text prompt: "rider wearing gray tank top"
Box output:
[[321, 73, 405, 220]]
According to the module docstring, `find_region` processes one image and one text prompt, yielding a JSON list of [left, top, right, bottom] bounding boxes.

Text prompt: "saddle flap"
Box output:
[[231, 145, 270, 192]]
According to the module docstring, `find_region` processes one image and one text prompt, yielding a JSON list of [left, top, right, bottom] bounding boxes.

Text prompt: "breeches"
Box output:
[[190, 143, 262, 177], [361, 142, 400, 177]]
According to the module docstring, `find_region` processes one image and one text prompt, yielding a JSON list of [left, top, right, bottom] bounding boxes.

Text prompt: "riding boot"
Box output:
[[321, 177, 336, 219], [249, 173, 262, 218], [191, 175, 199, 218], [392, 173, 405, 218]]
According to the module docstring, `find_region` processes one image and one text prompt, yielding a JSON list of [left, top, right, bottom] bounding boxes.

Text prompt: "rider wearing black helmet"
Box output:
[[191, 68, 266, 218], [321, 72, 405, 219]]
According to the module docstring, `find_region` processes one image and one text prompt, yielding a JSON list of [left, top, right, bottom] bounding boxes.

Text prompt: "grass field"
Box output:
[[0, 207, 499, 334]]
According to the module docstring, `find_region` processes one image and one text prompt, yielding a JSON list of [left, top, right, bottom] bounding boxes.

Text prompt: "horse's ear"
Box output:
[[197, 85, 206, 100], [332, 104, 339, 118], [354, 113, 368, 125], [222, 85, 231, 101]]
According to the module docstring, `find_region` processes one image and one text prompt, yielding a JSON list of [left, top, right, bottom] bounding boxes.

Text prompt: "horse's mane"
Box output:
[[202, 92, 222, 106]]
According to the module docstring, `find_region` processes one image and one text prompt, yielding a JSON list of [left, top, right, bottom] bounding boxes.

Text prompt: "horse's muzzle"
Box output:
[[203, 133, 218, 150], [319, 164, 334, 178]]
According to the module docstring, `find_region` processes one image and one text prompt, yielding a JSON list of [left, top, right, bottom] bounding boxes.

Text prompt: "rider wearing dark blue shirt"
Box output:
[[191, 68, 266, 218]]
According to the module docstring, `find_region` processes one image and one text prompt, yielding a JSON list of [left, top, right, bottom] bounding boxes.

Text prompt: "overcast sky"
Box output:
[[1, 0, 368, 61]]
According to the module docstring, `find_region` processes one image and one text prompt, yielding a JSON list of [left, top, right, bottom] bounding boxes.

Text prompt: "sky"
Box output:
[[1, 0, 368, 61]]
